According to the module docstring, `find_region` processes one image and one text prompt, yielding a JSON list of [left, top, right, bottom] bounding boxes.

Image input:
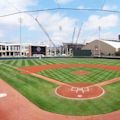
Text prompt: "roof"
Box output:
[[102, 40, 120, 49], [0, 42, 46, 46]]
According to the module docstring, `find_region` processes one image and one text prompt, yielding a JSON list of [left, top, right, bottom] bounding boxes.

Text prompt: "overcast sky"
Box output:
[[0, 0, 120, 46]]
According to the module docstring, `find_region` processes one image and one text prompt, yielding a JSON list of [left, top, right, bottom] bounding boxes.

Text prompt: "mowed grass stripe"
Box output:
[[40, 59, 62, 65], [100, 84, 120, 112], [0, 64, 48, 86], [0, 64, 56, 94], [5, 60, 17, 66], [101, 86, 120, 110], [39, 67, 119, 83], [24, 59, 32, 66], [1, 58, 120, 116], [41, 59, 59, 64], [30, 59, 40, 66], [2, 60, 11, 64], [26, 59, 37, 66], [33, 59, 43, 65], [20, 60, 25, 66], [0, 66, 28, 86], [15, 60, 24, 67], [11, 60, 19, 66]]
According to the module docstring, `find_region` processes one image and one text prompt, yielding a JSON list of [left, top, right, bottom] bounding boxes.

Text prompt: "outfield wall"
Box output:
[[0, 56, 120, 60], [0, 57, 40, 60]]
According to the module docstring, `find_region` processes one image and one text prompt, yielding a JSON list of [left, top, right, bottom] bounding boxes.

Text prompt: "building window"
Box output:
[[10, 46, 12, 51], [2, 46, 5, 50], [6, 46, 9, 50]]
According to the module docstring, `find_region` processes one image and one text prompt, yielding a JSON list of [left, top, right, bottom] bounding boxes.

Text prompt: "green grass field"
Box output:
[[0, 58, 120, 116]]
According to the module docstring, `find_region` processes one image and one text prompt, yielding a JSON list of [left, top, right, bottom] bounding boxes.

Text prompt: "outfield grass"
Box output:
[[0, 58, 120, 116]]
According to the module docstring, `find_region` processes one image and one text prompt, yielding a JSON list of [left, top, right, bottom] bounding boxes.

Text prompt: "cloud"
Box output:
[[102, 4, 118, 10], [77, 14, 119, 43], [101, 32, 118, 40], [55, 0, 73, 5], [0, 0, 77, 45], [0, 0, 38, 30], [0, 0, 38, 11], [37, 12, 77, 45], [0, 13, 37, 31], [0, 0, 119, 45], [84, 14, 119, 30], [78, 5, 86, 9], [78, 30, 118, 44], [0, 30, 4, 38]]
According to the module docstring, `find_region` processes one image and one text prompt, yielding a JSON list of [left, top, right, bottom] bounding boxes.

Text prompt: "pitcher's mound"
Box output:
[[55, 83, 105, 100]]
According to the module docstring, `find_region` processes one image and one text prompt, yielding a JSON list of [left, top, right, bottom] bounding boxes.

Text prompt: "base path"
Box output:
[[96, 77, 120, 86], [1, 79, 120, 120], [31, 73, 67, 86]]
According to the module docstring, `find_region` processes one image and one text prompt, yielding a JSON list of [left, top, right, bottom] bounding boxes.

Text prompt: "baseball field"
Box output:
[[0, 58, 120, 116]]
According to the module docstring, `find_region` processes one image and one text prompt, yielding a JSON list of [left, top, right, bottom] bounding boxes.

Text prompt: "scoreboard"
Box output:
[[31, 46, 46, 56]]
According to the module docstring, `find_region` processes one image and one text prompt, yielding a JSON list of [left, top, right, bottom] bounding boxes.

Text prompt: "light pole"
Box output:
[[98, 26, 101, 57], [19, 17, 22, 56]]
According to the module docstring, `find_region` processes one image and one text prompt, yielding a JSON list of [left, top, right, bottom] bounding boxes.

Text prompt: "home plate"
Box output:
[[0, 93, 7, 98], [77, 95, 83, 98]]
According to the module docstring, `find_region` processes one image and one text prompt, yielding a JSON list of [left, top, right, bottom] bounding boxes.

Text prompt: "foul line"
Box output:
[[30, 73, 67, 86]]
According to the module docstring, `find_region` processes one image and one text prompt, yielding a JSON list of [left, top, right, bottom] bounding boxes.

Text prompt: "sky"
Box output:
[[0, 0, 120, 46]]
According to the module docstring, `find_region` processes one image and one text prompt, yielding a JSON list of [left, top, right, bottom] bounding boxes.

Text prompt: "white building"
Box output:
[[0, 42, 47, 57], [0, 43, 21, 57]]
